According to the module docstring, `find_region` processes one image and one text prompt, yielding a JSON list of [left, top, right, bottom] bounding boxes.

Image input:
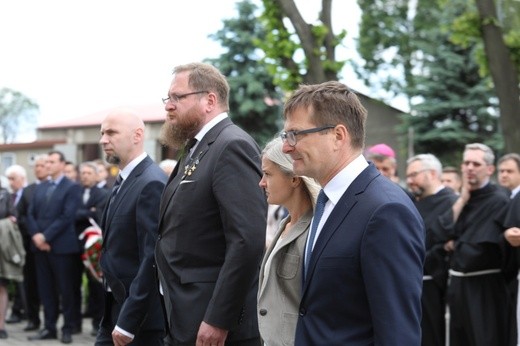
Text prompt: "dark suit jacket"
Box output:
[[26, 177, 82, 254], [155, 118, 267, 344], [296, 163, 425, 345], [76, 185, 108, 235], [16, 184, 37, 240], [99, 155, 166, 335]]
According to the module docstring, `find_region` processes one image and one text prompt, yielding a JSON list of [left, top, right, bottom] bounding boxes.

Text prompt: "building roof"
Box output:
[[0, 139, 66, 150], [38, 104, 166, 129]]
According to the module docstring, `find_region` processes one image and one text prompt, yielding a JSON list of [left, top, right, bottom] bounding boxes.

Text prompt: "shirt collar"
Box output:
[[323, 154, 368, 206], [119, 152, 147, 181], [194, 112, 228, 143], [52, 174, 65, 185]]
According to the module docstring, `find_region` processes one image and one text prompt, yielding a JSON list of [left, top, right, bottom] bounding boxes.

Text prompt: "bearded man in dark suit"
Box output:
[[155, 62, 267, 346]]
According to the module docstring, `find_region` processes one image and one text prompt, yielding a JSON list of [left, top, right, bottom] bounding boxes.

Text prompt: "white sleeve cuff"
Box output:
[[114, 325, 135, 340]]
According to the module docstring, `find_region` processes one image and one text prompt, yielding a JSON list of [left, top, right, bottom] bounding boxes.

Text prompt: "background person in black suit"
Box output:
[[405, 154, 458, 346], [10, 155, 48, 332], [155, 62, 267, 346], [96, 108, 166, 346], [26, 150, 82, 344], [75, 161, 109, 337]]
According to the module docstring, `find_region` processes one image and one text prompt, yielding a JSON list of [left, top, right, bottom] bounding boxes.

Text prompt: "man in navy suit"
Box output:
[[281, 81, 425, 345], [95, 108, 166, 346], [26, 150, 82, 344]]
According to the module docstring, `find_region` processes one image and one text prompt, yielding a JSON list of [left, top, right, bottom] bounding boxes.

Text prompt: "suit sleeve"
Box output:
[[116, 178, 164, 333], [361, 202, 424, 345], [26, 188, 39, 237], [16, 189, 31, 237], [203, 138, 267, 329]]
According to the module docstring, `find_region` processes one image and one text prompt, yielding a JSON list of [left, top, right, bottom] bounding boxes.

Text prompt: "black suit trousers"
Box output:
[[95, 293, 164, 346], [34, 251, 81, 333]]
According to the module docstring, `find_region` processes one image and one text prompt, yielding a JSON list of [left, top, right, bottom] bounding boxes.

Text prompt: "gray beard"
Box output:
[[411, 187, 425, 198]]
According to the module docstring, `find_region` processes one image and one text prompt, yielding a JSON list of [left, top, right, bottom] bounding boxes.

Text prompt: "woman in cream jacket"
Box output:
[[257, 137, 319, 346]]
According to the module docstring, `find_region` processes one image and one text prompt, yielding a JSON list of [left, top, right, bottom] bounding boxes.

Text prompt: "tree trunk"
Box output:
[[274, 0, 336, 83], [475, 0, 520, 153]]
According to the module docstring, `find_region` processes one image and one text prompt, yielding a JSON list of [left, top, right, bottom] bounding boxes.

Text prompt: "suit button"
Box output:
[[158, 235, 162, 240], [259, 309, 267, 316], [299, 307, 306, 316]]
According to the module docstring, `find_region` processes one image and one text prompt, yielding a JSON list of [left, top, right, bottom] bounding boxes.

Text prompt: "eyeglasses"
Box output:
[[279, 125, 335, 146], [162, 90, 208, 104], [406, 169, 430, 179]]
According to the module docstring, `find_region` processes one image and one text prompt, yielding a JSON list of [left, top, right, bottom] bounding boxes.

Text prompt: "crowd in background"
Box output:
[[0, 62, 518, 346], [0, 155, 175, 343]]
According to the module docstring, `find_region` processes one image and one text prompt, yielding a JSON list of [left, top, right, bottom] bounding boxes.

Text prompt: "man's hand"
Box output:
[[196, 321, 228, 346], [112, 329, 133, 346], [444, 239, 455, 252], [505, 227, 520, 247], [32, 233, 50, 251]]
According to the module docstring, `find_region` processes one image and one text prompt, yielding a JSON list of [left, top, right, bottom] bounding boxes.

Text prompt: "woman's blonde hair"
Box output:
[[261, 136, 320, 208]]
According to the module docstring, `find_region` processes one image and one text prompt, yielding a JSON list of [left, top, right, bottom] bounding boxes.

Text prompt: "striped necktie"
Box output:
[[106, 175, 123, 215]]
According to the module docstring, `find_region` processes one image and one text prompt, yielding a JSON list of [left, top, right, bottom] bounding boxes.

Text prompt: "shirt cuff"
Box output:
[[114, 325, 135, 340]]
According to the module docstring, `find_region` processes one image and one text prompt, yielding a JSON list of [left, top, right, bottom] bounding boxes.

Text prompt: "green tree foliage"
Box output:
[[450, 0, 520, 76], [403, 1, 501, 166], [0, 88, 39, 143], [259, 0, 346, 91], [206, 0, 283, 146], [357, 0, 510, 162], [449, 0, 520, 153], [357, 0, 413, 98]]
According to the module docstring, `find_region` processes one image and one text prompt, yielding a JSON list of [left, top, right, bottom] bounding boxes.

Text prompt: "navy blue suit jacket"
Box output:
[[99, 155, 166, 335], [26, 177, 82, 254], [296, 163, 425, 345]]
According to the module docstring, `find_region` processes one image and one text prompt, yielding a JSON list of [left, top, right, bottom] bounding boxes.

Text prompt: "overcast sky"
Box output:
[[1, 0, 366, 141]]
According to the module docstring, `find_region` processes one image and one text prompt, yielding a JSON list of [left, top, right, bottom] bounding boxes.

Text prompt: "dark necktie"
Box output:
[[185, 138, 198, 160], [107, 175, 123, 215], [45, 182, 56, 203], [305, 189, 328, 278], [179, 138, 198, 178], [10, 193, 17, 207]]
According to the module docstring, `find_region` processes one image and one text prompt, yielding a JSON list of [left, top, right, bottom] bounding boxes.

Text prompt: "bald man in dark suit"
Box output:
[[96, 108, 166, 346]]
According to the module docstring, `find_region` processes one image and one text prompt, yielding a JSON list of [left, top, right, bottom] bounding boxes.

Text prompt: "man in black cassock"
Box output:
[[499, 152, 520, 345], [440, 143, 512, 346], [406, 154, 458, 346]]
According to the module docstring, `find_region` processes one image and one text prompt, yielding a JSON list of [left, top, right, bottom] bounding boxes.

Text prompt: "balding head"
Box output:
[[100, 108, 145, 169]]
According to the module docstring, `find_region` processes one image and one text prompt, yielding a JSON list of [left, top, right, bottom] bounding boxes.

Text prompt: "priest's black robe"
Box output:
[[501, 190, 520, 345], [439, 183, 511, 346], [416, 187, 458, 346]]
